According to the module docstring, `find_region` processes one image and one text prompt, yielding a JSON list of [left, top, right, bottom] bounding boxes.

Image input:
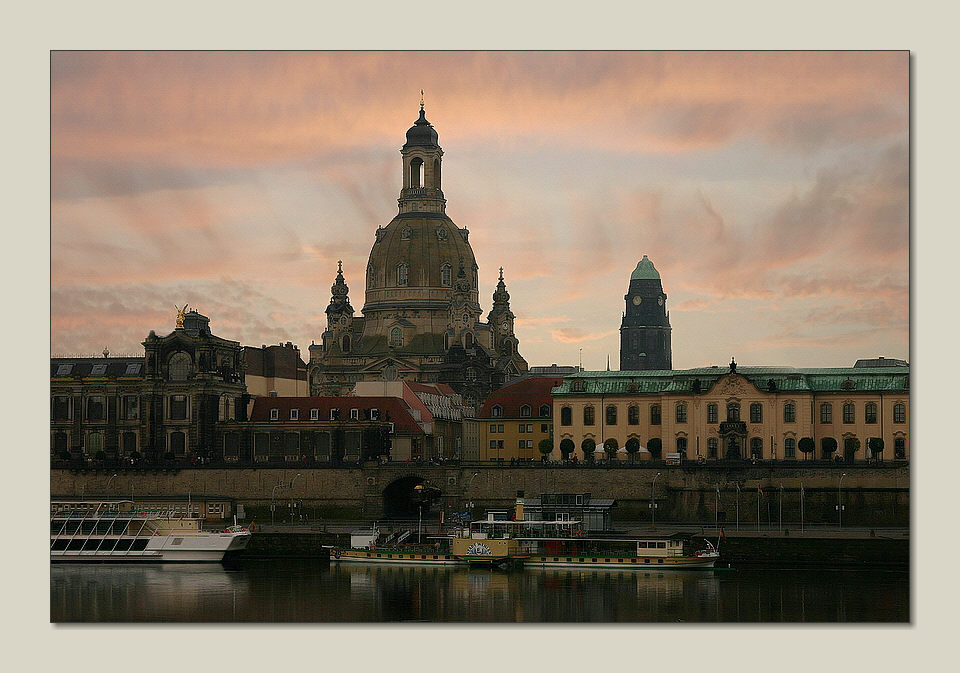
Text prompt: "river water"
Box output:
[[50, 561, 908, 623]]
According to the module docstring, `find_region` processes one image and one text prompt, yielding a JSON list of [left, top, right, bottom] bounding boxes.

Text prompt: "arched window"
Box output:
[[894, 437, 906, 459], [675, 402, 687, 423], [441, 263, 452, 286], [820, 403, 833, 424], [893, 403, 906, 423], [583, 406, 595, 426], [389, 327, 403, 348], [571, 380, 586, 392], [464, 332, 474, 348], [726, 403, 740, 422], [396, 263, 408, 286], [342, 335, 351, 353], [750, 437, 763, 459], [168, 352, 192, 381], [707, 437, 718, 458], [843, 403, 855, 424], [409, 157, 423, 188], [539, 404, 551, 418], [628, 405, 640, 425], [784, 437, 796, 458], [86, 432, 103, 454], [606, 405, 617, 425], [676, 436, 687, 457], [560, 406, 572, 426], [492, 405, 503, 418], [865, 402, 878, 424], [783, 403, 796, 423], [519, 404, 531, 417], [707, 403, 718, 424], [433, 158, 441, 189], [749, 403, 762, 424], [650, 405, 661, 425]]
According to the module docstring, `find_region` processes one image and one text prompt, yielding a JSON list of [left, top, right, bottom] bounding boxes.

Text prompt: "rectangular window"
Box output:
[[53, 396, 71, 421], [783, 404, 796, 423], [707, 404, 718, 424], [675, 404, 687, 423], [541, 424, 549, 433], [865, 404, 878, 424], [893, 403, 906, 424], [708, 437, 718, 458], [310, 408, 319, 420], [518, 424, 526, 433], [497, 440, 504, 449], [123, 396, 139, 420], [650, 406, 661, 425], [498, 424, 504, 433], [350, 408, 360, 420], [86, 396, 105, 421], [784, 437, 796, 458], [518, 440, 525, 449], [820, 403, 833, 424], [490, 424, 498, 433], [843, 404, 855, 424], [290, 409, 299, 420], [526, 424, 533, 433], [169, 395, 187, 420], [750, 404, 763, 424]]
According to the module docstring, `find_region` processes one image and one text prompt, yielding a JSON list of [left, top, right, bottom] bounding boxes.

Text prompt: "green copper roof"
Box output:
[[630, 255, 660, 281], [553, 366, 909, 396]]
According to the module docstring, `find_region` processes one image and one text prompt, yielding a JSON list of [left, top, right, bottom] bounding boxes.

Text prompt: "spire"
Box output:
[[326, 260, 353, 317], [492, 267, 510, 306]]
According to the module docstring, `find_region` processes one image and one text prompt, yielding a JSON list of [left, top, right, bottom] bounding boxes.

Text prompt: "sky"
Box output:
[[50, 51, 909, 370]]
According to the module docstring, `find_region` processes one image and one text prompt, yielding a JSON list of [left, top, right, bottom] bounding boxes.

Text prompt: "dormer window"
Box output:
[[330, 408, 340, 421], [370, 408, 380, 420], [290, 409, 299, 421], [350, 408, 360, 420], [492, 405, 503, 418], [397, 263, 408, 286], [539, 404, 551, 418], [270, 408, 279, 421], [310, 408, 319, 421], [519, 404, 531, 417]]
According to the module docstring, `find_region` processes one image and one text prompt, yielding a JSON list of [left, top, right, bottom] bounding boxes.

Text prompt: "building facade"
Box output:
[[308, 105, 528, 408], [620, 255, 672, 370], [469, 376, 563, 462], [552, 360, 909, 463], [51, 308, 247, 462], [243, 342, 309, 397]]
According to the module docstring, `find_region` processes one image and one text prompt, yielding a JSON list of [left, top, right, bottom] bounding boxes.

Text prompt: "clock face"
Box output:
[[500, 320, 510, 333], [632, 296, 642, 306]]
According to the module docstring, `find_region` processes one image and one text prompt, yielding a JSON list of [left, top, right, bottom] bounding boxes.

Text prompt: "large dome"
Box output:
[[364, 212, 479, 312]]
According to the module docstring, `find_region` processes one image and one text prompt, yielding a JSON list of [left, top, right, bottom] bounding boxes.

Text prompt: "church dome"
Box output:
[[630, 255, 661, 281], [364, 213, 479, 311], [403, 107, 440, 148]]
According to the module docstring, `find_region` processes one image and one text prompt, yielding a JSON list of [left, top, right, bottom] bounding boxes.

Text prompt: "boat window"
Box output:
[[658, 559, 664, 563], [172, 538, 183, 545]]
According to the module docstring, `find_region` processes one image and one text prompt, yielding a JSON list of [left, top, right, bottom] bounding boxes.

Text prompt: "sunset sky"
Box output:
[[51, 51, 908, 370]]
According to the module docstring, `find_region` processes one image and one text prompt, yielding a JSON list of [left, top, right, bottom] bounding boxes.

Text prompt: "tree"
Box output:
[[625, 437, 641, 462], [844, 437, 861, 461], [647, 437, 662, 459], [868, 437, 884, 457], [603, 438, 618, 461], [581, 438, 596, 462], [798, 437, 815, 458], [559, 438, 575, 460], [538, 438, 553, 458]]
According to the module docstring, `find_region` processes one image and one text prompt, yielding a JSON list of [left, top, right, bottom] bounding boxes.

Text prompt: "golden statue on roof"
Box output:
[[175, 304, 189, 329]]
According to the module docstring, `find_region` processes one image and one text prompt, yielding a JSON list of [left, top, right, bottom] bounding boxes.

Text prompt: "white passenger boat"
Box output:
[[50, 500, 251, 563]]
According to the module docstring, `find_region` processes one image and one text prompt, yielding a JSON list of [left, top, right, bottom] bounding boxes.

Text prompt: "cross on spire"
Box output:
[[337, 260, 343, 272], [420, 89, 424, 109], [498, 266, 504, 280]]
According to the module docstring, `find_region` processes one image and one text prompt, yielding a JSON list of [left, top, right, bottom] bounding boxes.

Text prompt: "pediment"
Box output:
[[712, 374, 753, 399]]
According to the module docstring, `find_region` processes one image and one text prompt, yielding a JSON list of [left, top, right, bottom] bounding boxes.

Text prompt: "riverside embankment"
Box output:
[[52, 463, 910, 527]]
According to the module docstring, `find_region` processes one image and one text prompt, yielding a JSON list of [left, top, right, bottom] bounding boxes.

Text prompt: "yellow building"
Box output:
[[552, 360, 908, 463], [473, 377, 563, 462]]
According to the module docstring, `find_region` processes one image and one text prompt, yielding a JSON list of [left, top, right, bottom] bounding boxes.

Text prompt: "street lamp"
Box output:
[[837, 473, 847, 528], [106, 473, 119, 492], [414, 483, 425, 543], [290, 472, 303, 489], [651, 472, 661, 527]]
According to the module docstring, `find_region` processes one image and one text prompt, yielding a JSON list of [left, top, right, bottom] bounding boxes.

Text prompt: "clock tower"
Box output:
[[620, 255, 672, 370]]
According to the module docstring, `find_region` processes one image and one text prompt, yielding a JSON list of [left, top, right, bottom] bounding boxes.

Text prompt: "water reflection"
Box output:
[[51, 562, 908, 623]]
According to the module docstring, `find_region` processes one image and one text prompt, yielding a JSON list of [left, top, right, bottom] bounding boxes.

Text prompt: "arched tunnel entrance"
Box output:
[[382, 476, 442, 519]]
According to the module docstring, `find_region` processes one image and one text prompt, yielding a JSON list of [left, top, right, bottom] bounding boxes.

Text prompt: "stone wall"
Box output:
[[51, 463, 909, 526]]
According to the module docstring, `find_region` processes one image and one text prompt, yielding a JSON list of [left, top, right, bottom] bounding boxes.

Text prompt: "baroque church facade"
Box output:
[[620, 255, 672, 370], [308, 105, 528, 408]]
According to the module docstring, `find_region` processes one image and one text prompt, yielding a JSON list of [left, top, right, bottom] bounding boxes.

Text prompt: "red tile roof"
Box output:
[[477, 377, 563, 419], [249, 397, 425, 435]]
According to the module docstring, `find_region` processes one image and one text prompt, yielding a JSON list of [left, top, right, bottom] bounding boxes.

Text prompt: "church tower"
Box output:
[[620, 255, 672, 370], [322, 260, 355, 355], [487, 267, 518, 357]]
